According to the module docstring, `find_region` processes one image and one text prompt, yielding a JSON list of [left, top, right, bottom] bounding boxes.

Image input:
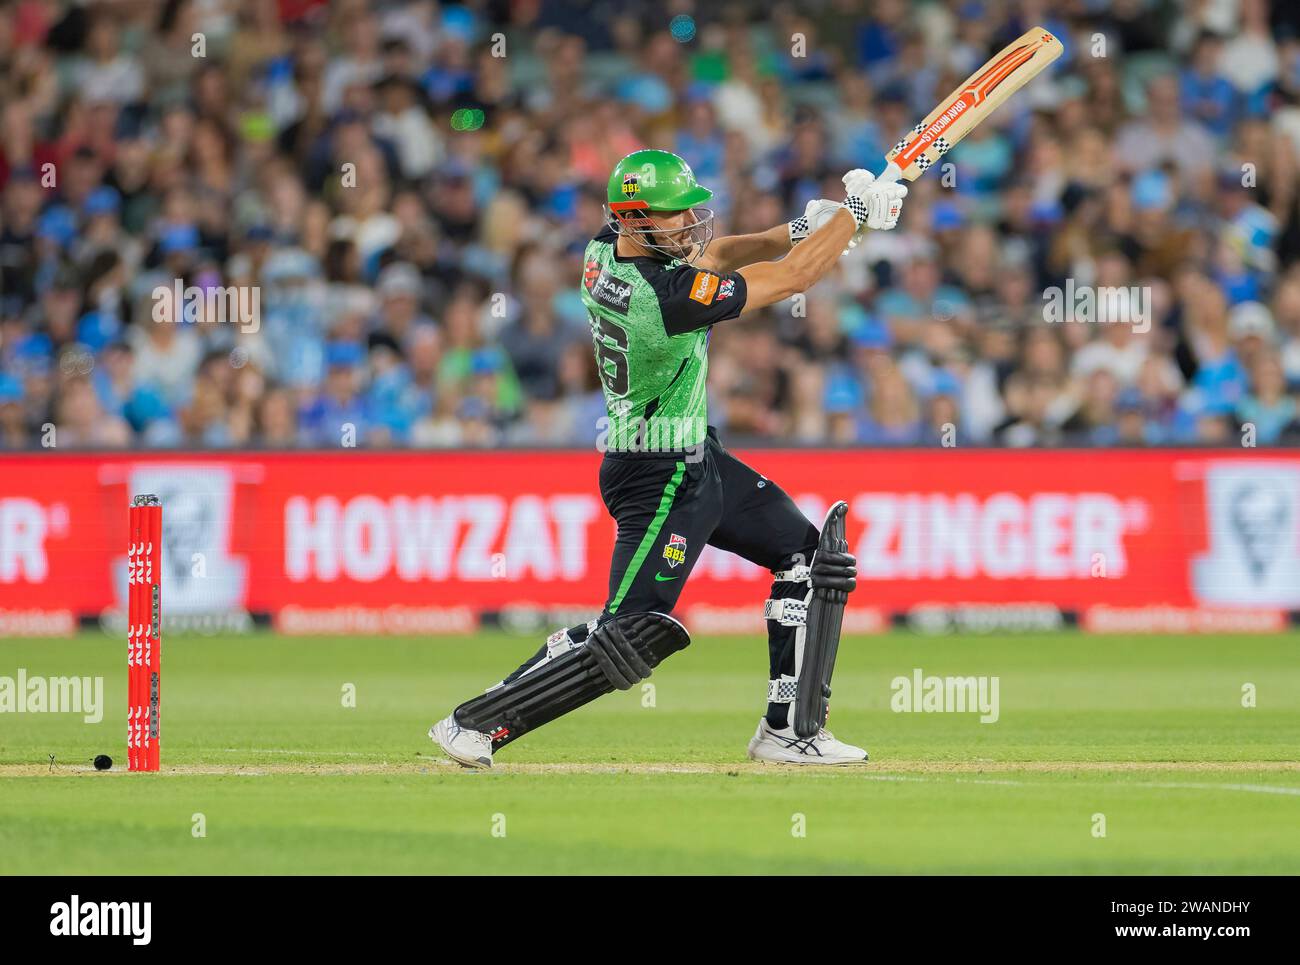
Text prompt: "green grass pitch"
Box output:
[[1, 629, 1297, 874]]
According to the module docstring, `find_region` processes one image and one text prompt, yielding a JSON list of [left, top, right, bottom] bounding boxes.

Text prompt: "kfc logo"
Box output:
[[1192, 463, 1300, 606]]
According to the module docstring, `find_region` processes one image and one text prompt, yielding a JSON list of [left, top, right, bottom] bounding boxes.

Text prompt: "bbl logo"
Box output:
[[662, 533, 687, 568], [621, 173, 640, 198]]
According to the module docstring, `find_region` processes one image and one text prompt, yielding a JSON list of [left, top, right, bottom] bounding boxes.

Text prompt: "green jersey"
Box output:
[[580, 225, 748, 451]]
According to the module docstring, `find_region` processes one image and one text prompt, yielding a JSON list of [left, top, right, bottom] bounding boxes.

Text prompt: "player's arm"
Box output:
[[696, 225, 792, 273], [696, 200, 845, 273], [737, 179, 907, 314], [736, 210, 856, 314], [648, 178, 906, 332], [644, 209, 859, 335]]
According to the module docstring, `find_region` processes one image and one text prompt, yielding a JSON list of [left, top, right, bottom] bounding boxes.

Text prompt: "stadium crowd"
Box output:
[[2, 0, 1300, 449]]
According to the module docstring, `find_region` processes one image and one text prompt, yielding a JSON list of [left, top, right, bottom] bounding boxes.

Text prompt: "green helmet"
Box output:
[[606, 149, 714, 209], [606, 149, 715, 262]]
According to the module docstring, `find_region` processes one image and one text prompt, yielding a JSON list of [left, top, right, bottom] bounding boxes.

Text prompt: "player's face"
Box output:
[[610, 203, 715, 262], [646, 209, 710, 260]]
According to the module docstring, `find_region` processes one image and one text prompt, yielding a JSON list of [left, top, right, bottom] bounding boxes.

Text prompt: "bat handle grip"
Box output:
[[877, 161, 903, 184]]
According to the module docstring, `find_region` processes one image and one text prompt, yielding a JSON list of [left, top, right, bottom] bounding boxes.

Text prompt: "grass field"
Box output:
[[1, 629, 1298, 874]]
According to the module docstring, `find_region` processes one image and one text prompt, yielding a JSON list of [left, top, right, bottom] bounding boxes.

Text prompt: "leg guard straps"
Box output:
[[763, 596, 809, 627], [766, 674, 799, 703], [771, 564, 812, 584]]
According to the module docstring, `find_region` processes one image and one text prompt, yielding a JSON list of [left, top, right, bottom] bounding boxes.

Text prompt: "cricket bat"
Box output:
[[877, 27, 1064, 183]]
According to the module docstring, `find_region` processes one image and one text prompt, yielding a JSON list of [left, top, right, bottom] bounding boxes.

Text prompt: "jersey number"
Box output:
[[590, 313, 629, 397]]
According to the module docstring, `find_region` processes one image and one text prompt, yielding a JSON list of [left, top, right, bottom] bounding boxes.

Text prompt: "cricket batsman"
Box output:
[[431, 150, 906, 767]]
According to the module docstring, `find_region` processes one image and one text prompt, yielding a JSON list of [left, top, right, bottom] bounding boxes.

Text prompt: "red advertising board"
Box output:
[[1, 450, 1297, 634]]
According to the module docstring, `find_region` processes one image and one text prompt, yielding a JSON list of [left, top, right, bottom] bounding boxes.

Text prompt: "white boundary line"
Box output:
[[859, 773, 1300, 796]]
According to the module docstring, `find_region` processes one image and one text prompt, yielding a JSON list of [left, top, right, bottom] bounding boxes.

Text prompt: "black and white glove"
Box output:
[[842, 168, 907, 233], [789, 198, 843, 245]]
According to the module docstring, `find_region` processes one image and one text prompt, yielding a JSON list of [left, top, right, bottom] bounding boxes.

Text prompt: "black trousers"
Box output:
[[496, 430, 820, 728], [599, 430, 818, 618]]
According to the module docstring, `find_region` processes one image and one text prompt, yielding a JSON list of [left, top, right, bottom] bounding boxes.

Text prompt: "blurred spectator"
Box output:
[[1181, 33, 1237, 138], [299, 341, 368, 445], [55, 375, 130, 447], [857, 363, 921, 445], [1238, 355, 1297, 443], [72, 12, 145, 106], [1115, 73, 1215, 178]]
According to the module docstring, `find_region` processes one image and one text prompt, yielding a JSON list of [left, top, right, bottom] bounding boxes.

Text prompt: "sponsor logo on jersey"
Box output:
[[589, 269, 632, 314], [583, 259, 601, 290], [688, 270, 719, 305], [622, 174, 640, 198], [662, 533, 688, 568], [716, 277, 735, 300]]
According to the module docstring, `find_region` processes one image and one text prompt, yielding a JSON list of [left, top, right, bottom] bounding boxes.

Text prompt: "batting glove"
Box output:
[[789, 198, 843, 245], [842, 168, 908, 232]]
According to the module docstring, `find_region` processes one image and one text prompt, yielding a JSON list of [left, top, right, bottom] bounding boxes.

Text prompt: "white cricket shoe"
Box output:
[[429, 714, 493, 769], [746, 718, 868, 765]]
